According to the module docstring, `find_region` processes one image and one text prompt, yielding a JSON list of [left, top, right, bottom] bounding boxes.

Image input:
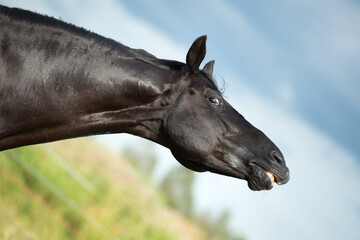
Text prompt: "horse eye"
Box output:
[[208, 97, 220, 105]]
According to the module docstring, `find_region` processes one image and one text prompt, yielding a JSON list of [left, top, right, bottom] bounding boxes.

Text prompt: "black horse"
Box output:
[[0, 5, 289, 191]]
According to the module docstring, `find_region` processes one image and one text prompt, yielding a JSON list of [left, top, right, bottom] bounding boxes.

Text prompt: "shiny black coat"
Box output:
[[0, 5, 289, 190]]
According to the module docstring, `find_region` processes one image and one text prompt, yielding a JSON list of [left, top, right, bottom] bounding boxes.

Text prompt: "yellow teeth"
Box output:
[[266, 171, 275, 184]]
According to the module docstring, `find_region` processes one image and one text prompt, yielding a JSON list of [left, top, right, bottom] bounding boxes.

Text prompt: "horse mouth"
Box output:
[[247, 162, 289, 191]]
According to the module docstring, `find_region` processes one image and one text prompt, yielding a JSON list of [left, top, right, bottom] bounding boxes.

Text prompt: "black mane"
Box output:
[[0, 5, 111, 46], [0, 4, 184, 70]]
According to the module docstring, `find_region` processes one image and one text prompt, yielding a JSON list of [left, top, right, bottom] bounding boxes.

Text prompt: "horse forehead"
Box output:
[[190, 73, 219, 92]]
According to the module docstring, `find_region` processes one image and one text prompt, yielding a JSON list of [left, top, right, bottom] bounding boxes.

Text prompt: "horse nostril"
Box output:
[[271, 150, 285, 164]]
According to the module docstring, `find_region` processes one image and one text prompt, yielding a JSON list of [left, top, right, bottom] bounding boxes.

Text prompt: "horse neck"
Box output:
[[0, 14, 184, 150]]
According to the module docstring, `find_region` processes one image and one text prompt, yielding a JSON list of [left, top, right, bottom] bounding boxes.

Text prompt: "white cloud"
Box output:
[[3, 0, 360, 239]]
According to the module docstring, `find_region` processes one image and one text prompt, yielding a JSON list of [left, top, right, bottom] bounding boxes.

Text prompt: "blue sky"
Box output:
[[2, 0, 360, 239]]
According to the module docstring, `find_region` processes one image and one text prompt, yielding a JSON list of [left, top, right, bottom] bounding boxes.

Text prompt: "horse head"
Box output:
[[162, 36, 290, 190]]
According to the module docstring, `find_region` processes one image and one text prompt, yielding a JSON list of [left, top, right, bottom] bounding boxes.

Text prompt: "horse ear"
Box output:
[[203, 60, 215, 76], [186, 35, 207, 74]]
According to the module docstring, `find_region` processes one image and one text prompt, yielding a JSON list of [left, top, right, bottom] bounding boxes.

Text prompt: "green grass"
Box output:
[[0, 138, 207, 240]]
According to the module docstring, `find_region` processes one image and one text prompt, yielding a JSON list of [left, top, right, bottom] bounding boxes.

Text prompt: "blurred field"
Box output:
[[0, 138, 210, 240]]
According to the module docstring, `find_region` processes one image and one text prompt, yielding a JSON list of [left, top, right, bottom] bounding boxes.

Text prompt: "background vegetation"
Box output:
[[0, 138, 244, 240]]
